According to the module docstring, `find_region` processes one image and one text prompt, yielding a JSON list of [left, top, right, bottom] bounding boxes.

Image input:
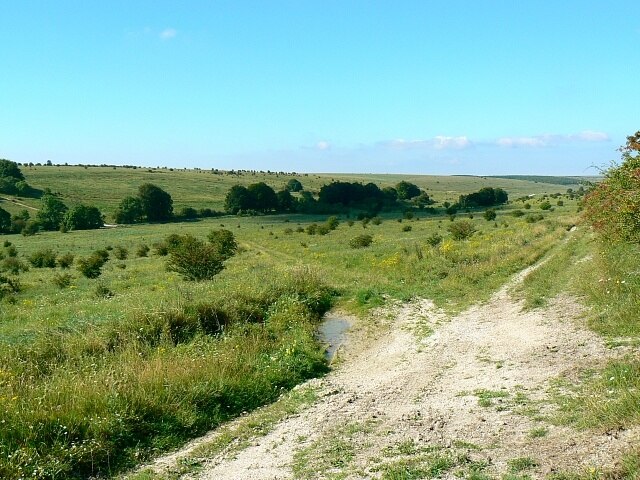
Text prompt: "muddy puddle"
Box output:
[[317, 313, 352, 362]]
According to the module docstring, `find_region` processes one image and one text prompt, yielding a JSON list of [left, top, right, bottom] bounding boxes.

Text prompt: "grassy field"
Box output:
[[0, 165, 582, 219], [0, 170, 587, 479]]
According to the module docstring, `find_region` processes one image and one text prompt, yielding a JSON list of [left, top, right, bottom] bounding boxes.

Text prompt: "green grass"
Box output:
[[0, 172, 584, 479]]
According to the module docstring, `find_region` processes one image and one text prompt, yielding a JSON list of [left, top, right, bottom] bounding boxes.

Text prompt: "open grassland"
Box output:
[[0, 165, 579, 218], [0, 174, 582, 479]]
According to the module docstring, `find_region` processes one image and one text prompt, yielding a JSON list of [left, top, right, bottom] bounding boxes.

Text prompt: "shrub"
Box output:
[[77, 252, 108, 279], [21, 220, 40, 236], [325, 216, 340, 230], [483, 209, 497, 221], [57, 253, 75, 269], [94, 283, 114, 298], [207, 229, 237, 259], [0, 274, 21, 299], [136, 244, 150, 257], [557, 200, 564, 206], [524, 203, 531, 209], [447, 220, 476, 240], [5, 245, 17, 257], [53, 272, 73, 289], [166, 235, 228, 281], [525, 214, 544, 223], [403, 211, 415, 220], [153, 241, 170, 256], [113, 246, 128, 260], [1, 257, 29, 274], [28, 248, 57, 268], [540, 201, 552, 210], [306, 224, 318, 235], [349, 234, 373, 248], [511, 209, 525, 217], [426, 232, 443, 247], [371, 217, 382, 225], [402, 225, 412, 232]]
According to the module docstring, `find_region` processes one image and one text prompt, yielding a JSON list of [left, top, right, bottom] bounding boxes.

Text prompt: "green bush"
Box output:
[[1, 257, 29, 274], [166, 235, 228, 281], [447, 220, 476, 240], [207, 229, 237, 259], [426, 232, 443, 247], [483, 209, 497, 221], [349, 234, 373, 248], [402, 225, 412, 232], [525, 214, 544, 223], [540, 201, 552, 210], [53, 272, 73, 289], [57, 253, 75, 269], [28, 248, 57, 268], [113, 246, 128, 260], [77, 252, 108, 279], [511, 209, 525, 217], [0, 274, 21, 299], [136, 244, 150, 257]]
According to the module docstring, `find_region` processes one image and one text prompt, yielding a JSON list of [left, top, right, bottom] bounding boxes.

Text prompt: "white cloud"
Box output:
[[497, 130, 609, 148], [160, 28, 177, 40], [385, 136, 472, 150], [433, 135, 471, 150], [316, 141, 331, 151]]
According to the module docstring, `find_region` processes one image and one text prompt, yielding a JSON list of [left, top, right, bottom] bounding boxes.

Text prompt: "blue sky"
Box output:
[[1, 1, 638, 175]]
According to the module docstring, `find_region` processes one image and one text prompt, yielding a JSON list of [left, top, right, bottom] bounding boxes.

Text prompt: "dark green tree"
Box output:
[[0, 207, 10, 233], [63, 204, 104, 230], [138, 183, 173, 221], [0, 159, 25, 181], [224, 185, 250, 214], [36, 194, 68, 230], [395, 181, 421, 200], [114, 196, 144, 224], [247, 182, 278, 212], [276, 189, 295, 212], [285, 178, 303, 192]]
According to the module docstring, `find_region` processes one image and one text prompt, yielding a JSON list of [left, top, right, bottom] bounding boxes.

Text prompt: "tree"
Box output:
[[395, 181, 421, 200], [0, 159, 25, 181], [114, 196, 144, 224], [37, 194, 68, 230], [285, 178, 303, 192], [276, 189, 295, 212], [0, 207, 10, 233], [63, 204, 104, 230], [458, 187, 508, 208], [224, 185, 251, 214], [247, 182, 278, 212], [207, 229, 237, 259], [483, 209, 497, 221], [166, 235, 227, 281], [138, 183, 173, 221]]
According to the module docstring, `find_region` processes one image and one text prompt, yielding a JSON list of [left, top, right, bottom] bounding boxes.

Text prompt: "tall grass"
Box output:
[[0, 267, 333, 479]]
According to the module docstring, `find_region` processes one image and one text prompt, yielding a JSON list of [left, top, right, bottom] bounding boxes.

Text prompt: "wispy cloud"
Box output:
[[160, 28, 177, 40], [384, 135, 472, 151], [316, 141, 331, 151], [496, 130, 610, 148]]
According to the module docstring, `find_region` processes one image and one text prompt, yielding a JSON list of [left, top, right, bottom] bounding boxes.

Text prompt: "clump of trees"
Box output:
[[223, 179, 431, 216], [114, 183, 173, 223], [0, 159, 36, 196], [583, 131, 640, 243], [458, 187, 508, 208]]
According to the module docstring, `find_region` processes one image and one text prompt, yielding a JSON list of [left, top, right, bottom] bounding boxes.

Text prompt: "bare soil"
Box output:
[[145, 265, 638, 479]]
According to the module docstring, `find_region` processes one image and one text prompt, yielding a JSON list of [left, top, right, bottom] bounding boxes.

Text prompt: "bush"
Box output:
[[4, 245, 17, 257], [326, 216, 340, 230], [540, 201, 552, 210], [583, 131, 640, 243], [113, 246, 128, 260], [21, 220, 40, 236], [53, 272, 73, 289], [371, 217, 382, 225], [426, 232, 443, 247], [0, 274, 21, 299], [153, 241, 170, 256], [77, 252, 108, 279], [28, 248, 57, 268], [57, 253, 75, 269], [94, 283, 114, 298], [402, 225, 412, 232], [525, 214, 544, 223], [349, 234, 373, 248], [447, 220, 476, 240], [1, 257, 29, 274], [136, 244, 150, 257], [166, 235, 229, 281], [483, 209, 497, 221], [207, 229, 237, 259], [511, 209, 525, 217]]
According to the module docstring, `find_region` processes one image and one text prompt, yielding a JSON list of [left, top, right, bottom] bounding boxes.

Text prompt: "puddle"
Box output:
[[317, 313, 352, 362]]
